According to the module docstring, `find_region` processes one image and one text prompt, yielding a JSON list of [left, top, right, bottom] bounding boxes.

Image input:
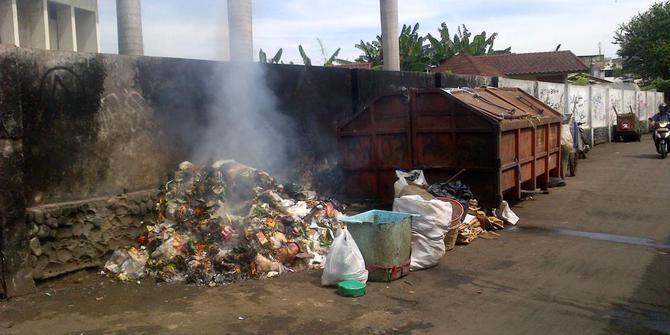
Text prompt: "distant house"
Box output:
[[432, 51, 589, 83], [578, 54, 608, 79]]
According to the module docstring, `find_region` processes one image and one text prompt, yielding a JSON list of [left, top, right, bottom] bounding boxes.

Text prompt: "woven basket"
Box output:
[[436, 197, 465, 251]]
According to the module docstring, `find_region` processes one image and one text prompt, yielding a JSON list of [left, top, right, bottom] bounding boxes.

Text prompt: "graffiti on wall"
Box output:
[[568, 86, 589, 125], [636, 92, 646, 120], [609, 90, 623, 124], [539, 86, 565, 112], [623, 90, 637, 117], [590, 91, 606, 128], [98, 88, 152, 141]]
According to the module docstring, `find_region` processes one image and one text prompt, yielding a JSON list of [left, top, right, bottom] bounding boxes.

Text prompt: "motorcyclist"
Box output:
[[651, 102, 669, 122], [649, 102, 670, 151]]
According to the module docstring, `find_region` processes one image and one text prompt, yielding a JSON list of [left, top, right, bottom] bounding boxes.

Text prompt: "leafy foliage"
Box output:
[[614, 1, 670, 86], [298, 45, 312, 66], [297, 40, 347, 66], [258, 48, 283, 64], [316, 38, 344, 66], [571, 74, 591, 86], [356, 22, 510, 72]]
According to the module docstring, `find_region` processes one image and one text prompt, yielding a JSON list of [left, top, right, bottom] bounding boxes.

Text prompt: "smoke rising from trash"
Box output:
[[193, 61, 295, 178]]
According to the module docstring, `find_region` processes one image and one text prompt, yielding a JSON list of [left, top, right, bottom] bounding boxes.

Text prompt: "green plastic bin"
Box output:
[[341, 210, 413, 282]]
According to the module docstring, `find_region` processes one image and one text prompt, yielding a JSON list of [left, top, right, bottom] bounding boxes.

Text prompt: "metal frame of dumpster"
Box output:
[[338, 87, 563, 209]]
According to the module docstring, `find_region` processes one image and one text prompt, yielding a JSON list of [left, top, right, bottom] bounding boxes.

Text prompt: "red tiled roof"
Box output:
[[432, 53, 505, 76], [433, 51, 589, 76]]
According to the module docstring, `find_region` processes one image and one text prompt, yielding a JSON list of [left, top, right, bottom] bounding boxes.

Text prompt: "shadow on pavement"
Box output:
[[604, 237, 670, 334]]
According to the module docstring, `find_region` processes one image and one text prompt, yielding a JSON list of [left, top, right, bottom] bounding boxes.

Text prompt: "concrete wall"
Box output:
[[498, 76, 665, 146], [498, 77, 537, 96], [568, 85, 589, 125], [437, 73, 492, 89], [538, 81, 566, 113]]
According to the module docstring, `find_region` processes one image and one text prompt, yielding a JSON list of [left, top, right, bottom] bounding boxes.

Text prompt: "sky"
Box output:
[[98, 0, 660, 65]]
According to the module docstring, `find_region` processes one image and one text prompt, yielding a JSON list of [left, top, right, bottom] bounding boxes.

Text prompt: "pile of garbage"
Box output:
[[104, 160, 344, 286]]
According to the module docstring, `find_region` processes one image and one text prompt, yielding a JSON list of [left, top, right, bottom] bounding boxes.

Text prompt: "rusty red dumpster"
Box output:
[[338, 87, 563, 208]]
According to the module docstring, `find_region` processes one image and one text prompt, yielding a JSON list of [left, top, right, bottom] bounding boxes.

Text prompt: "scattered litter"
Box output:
[[427, 180, 474, 210], [237, 316, 245, 320], [95, 297, 104, 301], [394, 170, 428, 197], [496, 200, 519, 225], [105, 160, 343, 286], [45, 292, 52, 297]]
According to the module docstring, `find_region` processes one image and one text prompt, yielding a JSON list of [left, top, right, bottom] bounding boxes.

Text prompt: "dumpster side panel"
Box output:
[[339, 95, 412, 201], [413, 91, 501, 208]]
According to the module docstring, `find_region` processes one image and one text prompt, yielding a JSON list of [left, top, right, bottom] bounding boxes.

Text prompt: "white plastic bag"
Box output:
[[321, 228, 368, 286], [393, 195, 452, 271], [394, 170, 428, 197], [496, 200, 519, 225]]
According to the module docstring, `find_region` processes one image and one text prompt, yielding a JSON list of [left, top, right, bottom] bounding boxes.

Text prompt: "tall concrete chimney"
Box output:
[[380, 0, 400, 71], [227, 0, 253, 61], [116, 0, 143, 55]]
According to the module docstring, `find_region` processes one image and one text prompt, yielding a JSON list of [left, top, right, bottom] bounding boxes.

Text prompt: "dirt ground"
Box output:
[[1, 137, 670, 335]]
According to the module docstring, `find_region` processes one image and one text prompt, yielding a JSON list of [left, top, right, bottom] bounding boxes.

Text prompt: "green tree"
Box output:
[[354, 38, 383, 69], [355, 24, 429, 70], [356, 22, 509, 72], [426, 23, 508, 68], [614, 1, 670, 92]]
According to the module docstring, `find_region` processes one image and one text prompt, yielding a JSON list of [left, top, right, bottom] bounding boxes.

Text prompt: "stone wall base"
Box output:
[[24, 190, 158, 280]]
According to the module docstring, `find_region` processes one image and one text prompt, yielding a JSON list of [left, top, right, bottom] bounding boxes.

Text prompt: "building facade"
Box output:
[[0, 0, 99, 52]]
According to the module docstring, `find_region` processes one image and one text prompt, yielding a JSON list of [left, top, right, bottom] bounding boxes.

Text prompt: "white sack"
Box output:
[[393, 195, 452, 271]]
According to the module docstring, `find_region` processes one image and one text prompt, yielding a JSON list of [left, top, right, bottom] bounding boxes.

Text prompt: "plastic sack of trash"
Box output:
[[393, 195, 452, 271], [321, 228, 368, 286], [394, 170, 428, 197]]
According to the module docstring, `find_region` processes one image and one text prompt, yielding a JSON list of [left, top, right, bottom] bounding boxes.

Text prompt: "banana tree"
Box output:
[[259, 48, 283, 64], [398, 23, 430, 72]]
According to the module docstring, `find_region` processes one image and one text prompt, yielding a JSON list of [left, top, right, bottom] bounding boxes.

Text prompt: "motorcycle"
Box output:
[[568, 100, 591, 159], [566, 113, 590, 159], [652, 120, 670, 159]]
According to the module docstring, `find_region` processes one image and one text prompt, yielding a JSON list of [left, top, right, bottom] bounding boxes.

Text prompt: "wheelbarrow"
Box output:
[[613, 106, 641, 142]]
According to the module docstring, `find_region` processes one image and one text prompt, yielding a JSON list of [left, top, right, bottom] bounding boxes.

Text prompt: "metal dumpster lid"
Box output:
[[443, 87, 561, 120]]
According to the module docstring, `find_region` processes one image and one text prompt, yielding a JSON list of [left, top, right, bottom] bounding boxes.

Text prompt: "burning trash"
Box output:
[[105, 160, 343, 286]]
